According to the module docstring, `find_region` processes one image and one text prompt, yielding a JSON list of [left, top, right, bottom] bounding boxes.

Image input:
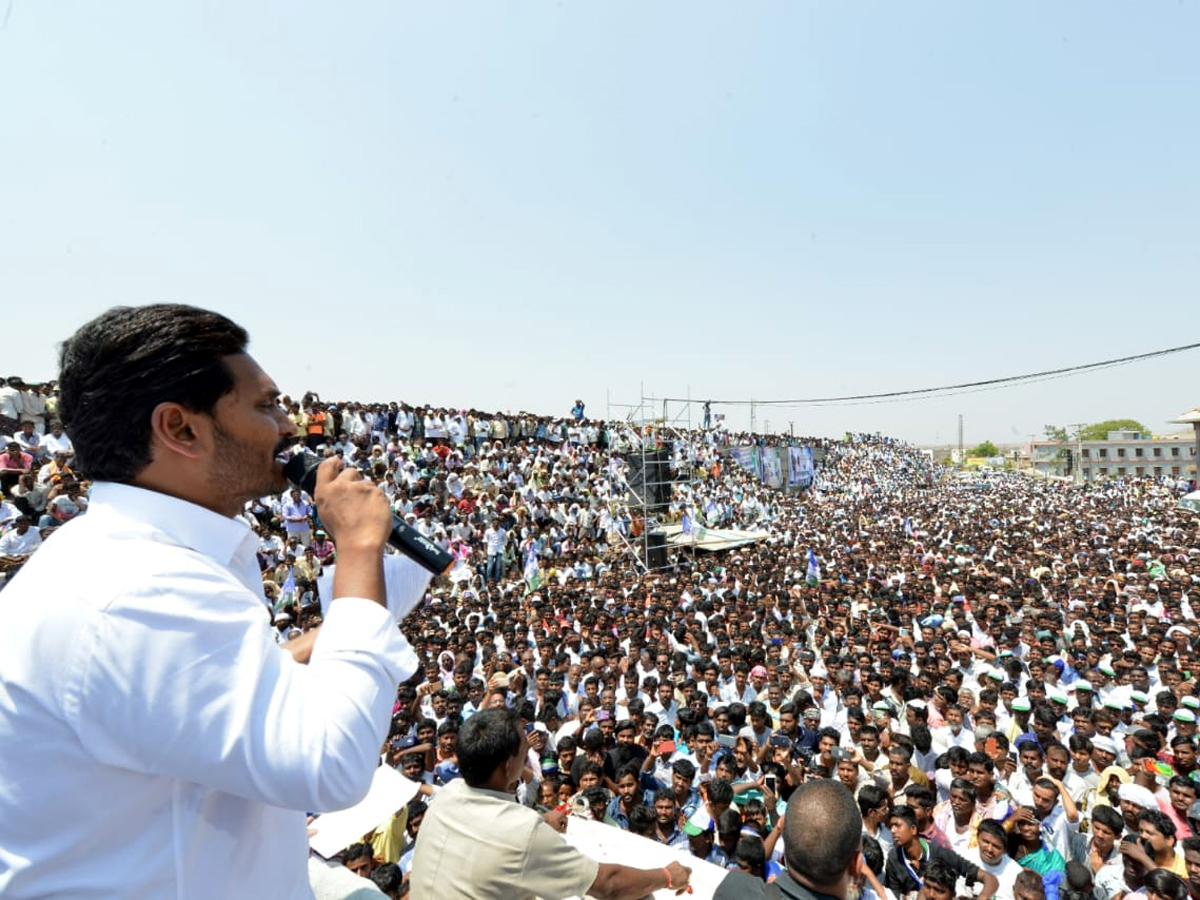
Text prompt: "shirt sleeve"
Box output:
[[520, 819, 600, 900], [884, 853, 914, 893], [63, 560, 417, 814], [935, 845, 984, 883], [714, 871, 768, 899]]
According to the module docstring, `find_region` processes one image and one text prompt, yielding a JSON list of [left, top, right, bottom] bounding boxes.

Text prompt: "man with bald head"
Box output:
[[714, 779, 864, 899]]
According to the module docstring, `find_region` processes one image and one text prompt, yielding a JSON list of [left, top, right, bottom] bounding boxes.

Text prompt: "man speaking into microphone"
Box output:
[[0, 304, 426, 898]]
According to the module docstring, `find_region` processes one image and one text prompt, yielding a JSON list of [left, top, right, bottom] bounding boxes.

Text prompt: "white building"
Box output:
[[1030, 429, 1197, 483]]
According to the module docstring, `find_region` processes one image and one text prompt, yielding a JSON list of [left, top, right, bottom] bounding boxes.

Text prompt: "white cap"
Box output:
[[1091, 735, 1119, 755]]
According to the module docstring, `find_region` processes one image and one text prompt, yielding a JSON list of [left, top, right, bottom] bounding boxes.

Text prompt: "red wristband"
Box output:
[[662, 866, 673, 889]]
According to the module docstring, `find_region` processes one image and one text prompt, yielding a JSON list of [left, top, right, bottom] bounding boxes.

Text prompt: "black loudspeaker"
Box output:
[[626, 450, 671, 512], [646, 529, 668, 570]]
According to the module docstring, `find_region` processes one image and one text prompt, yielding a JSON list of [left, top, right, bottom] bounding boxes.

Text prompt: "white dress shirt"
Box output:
[[0, 526, 41, 556], [40, 431, 74, 457], [0, 482, 420, 899]]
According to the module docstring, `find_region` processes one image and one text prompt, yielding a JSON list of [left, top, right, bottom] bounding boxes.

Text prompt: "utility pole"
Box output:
[[750, 399, 756, 435], [789, 421, 795, 439], [1069, 422, 1087, 484], [957, 414, 964, 466], [764, 419, 770, 435]]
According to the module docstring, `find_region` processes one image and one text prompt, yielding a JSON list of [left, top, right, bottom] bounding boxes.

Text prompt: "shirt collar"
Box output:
[[88, 482, 258, 571], [462, 782, 521, 803], [771, 872, 845, 900]]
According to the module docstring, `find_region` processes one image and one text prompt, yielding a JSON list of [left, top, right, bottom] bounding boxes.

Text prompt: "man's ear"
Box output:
[[845, 847, 864, 883], [148, 402, 208, 461]]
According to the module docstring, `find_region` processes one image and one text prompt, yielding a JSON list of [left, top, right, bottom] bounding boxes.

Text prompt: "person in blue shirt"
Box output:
[[652, 789, 689, 849], [685, 816, 729, 867], [606, 764, 642, 829]]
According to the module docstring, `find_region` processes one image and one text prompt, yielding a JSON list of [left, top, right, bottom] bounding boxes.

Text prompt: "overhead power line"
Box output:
[[664, 340, 1200, 408]]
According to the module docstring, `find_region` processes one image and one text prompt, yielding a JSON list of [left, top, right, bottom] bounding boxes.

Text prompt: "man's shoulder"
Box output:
[[930, 842, 975, 870], [714, 870, 767, 899]]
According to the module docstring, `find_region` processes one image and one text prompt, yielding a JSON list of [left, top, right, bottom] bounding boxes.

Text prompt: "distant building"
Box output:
[[1030, 430, 1197, 482]]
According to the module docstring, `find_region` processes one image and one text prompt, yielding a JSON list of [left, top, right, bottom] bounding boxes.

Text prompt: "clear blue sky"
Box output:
[[2, 2, 1197, 446]]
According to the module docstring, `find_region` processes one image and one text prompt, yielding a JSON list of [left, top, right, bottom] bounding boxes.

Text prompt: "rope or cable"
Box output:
[[665, 340, 1200, 408]]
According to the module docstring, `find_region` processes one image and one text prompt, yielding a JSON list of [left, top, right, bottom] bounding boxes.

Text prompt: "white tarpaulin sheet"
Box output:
[[308, 766, 422, 860], [554, 815, 729, 900], [659, 523, 772, 552]]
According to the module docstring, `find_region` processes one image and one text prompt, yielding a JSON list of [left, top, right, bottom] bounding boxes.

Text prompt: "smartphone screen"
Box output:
[[764, 774, 777, 793], [717, 734, 737, 749]]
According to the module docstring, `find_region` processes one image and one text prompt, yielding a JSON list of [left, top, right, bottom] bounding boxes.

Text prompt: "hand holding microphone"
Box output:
[[307, 456, 393, 554], [284, 452, 456, 576]]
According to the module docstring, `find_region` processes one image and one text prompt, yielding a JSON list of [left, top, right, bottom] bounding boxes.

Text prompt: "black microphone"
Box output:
[[283, 452, 456, 576]]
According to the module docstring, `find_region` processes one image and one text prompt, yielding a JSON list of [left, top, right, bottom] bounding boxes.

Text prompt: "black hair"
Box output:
[[910, 724, 932, 755], [370, 862, 403, 893], [1142, 869, 1188, 900], [944, 746, 969, 766], [399, 752, 425, 770], [977, 818, 1006, 844], [58, 304, 249, 482], [889, 805, 918, 829], [861, 835, 884, 875], [615, 762, 641, 783], [457, 707, 523, 787], [1169, 775, 1198, 796], [1033, 706, 1058, 728], [342, 841, 373, 863], [672, 758, 697, 781], [628, 804, 657, 838], [858, 784, 888, 817], [1139, 808, 1176, 840], [904, 786, 935, 809], [718, 808, 744, 835], [708, 779, 734, 806], [966, 750, 994, 773], [1014, 870, 1046, 900], [949, 777, 977, 801], [783, 780, 863, 884], [924, 860, 958, 894], [1091, 805, 1124, 834], [735, 835, 766, 877], [583, 785, 610, 810]]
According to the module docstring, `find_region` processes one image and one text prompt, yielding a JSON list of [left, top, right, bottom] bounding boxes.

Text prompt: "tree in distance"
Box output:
[[1079, 419, 1149, 440], [1044, 425, 1069, 443], [969, 440, 999, 458]]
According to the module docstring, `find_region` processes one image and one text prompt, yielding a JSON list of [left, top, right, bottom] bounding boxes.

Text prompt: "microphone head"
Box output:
[[282, 452, 321, 495]]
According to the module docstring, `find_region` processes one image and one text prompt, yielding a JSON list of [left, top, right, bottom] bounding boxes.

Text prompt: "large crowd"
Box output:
[[4, 375, 1200, 900]]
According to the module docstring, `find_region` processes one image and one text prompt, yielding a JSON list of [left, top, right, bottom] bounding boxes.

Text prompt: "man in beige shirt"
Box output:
[[410, 707, 691, 899]]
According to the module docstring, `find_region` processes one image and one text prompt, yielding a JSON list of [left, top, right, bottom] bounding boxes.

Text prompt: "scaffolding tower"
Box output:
[[605, 391, 704, 575]]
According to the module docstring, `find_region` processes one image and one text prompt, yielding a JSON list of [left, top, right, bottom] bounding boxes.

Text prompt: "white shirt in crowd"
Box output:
[[0, 526, 41, 556], [485, 525, 507, 555], [40, 430, 74, 457], [0, 383, 23, 419], [964, 848, 1023, 900], [0, 482, 421, 899]]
